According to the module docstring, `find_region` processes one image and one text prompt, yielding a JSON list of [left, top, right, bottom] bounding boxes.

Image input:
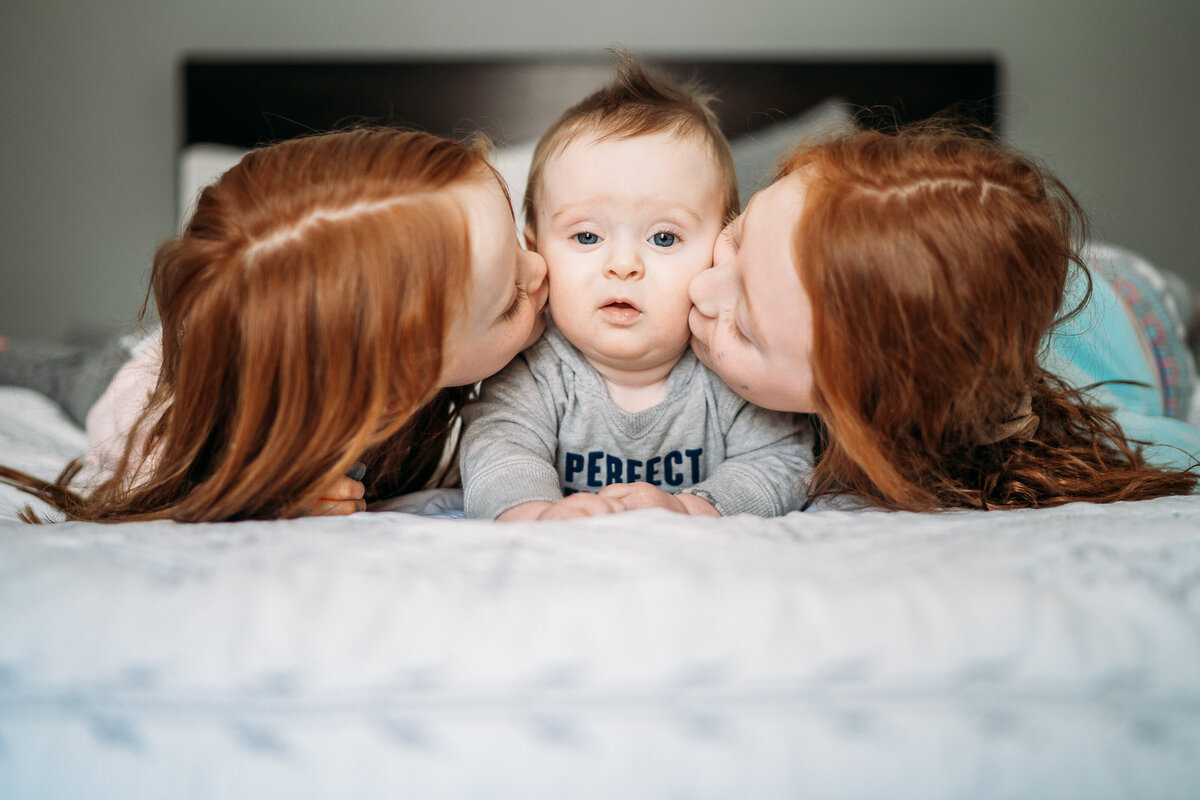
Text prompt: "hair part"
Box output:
[[523, 51, 739, 232], [784, 124, 1197, 509]]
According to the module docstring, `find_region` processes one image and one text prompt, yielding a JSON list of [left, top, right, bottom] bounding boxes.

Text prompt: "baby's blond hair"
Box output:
[[523, 52, 738, 234]]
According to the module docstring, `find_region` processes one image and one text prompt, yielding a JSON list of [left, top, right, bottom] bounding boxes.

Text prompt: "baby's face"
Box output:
[[529, 130, 726, 376]]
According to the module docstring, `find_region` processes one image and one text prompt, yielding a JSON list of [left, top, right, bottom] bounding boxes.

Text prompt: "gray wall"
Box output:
[[3, 0, 1198, 342]]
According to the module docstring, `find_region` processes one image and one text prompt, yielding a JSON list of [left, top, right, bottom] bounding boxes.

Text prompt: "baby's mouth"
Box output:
[[601, 300, 641, 323]]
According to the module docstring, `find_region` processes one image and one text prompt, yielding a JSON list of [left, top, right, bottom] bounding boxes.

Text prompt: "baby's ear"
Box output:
[[522, 224, 537, 252]]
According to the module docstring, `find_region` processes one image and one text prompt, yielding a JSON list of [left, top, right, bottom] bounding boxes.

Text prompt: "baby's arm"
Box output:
[[680, 396, 815, 516], [459, 355, 566, 519]]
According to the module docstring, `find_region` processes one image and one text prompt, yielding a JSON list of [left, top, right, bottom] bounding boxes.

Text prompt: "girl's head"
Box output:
[[110, 128, 546, 520], [692, 125, 1193, 508], [780, 129, 1078, 505]]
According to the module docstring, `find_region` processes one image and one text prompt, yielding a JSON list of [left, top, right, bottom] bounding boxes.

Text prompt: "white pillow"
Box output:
[[729, 97, 856, 207], [177, 143, 247, 231], [490, 139, 537, 235]]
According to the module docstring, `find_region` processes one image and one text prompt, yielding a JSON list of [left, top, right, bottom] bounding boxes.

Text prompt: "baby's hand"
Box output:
[[598, 482, 719, 516], [597, 482, 685, 513], [495, 493, 626, 521], [535, 491, 627, 520]]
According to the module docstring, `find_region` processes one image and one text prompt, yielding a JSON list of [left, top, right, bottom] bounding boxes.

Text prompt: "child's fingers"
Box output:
[[537, 492, 625, 519], [307, 473, 366, 516], [326, 474, 365, 501], [310, 497, 367, 516], [598, 482, 685, 512]]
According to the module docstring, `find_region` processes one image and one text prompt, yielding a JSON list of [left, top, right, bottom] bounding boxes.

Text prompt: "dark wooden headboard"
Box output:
[[180, 55, 1000, 150]]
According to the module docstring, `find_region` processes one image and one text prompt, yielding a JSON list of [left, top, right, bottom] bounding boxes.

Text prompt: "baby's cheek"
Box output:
[[547, 281, 574, 312]]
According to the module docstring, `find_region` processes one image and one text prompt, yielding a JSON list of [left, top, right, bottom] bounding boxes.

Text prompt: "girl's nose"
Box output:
[[689, 261, 727, 318], [524, 248, 547, 293]]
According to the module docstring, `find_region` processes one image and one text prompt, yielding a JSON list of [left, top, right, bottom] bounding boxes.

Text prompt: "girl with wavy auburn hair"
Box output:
[[1, 127, 548, 521], [688, 125, 1199, 510]]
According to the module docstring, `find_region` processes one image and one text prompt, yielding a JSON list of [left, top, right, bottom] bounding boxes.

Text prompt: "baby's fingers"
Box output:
[[599, 482, 686, 512], [537, 492, 625, 520]]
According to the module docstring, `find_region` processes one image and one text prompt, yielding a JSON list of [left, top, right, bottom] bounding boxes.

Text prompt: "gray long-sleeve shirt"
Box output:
[[460, 322, 814, 519]]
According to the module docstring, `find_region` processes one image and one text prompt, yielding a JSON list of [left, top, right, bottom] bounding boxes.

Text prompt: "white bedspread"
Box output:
[[2, 386, 1199, 799]]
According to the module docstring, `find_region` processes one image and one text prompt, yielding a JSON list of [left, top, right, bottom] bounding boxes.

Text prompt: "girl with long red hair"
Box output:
[[687, 125, 1199, 510], [2, 127, 548, 521]]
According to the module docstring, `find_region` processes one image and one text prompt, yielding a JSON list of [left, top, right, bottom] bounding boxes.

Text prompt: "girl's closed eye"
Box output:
[[730, 300, 757, 345], [727, 314, 752, 344], [501, 284, 526, 321], [573, 231, 600, 245]]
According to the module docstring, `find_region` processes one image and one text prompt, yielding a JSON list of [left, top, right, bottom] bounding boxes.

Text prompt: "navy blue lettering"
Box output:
[[646, 456, 662, 485], [606, 454, 623, 486], [663, 450, 684, 486], [560, 449, 705, 489], [587, 451, 603, 487], [565, 452, 584, 482]]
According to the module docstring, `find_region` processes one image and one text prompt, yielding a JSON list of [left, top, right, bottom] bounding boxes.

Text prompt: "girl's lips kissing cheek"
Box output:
[[601, 300, 641, 324]]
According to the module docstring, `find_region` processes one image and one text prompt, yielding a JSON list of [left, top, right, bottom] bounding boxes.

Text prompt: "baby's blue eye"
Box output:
[[651, 232, 677, 247], [573, 232, 600, 245]]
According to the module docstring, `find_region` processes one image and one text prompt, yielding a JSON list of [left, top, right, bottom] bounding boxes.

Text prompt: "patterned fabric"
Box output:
[[1084, 242, 1197, 420]]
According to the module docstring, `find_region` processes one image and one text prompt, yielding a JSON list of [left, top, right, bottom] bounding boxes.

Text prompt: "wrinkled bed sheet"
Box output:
[[2, 386, 1199, 799]]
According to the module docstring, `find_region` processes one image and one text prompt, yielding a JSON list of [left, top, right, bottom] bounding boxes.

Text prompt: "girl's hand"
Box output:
[[310, 474, 366, 516]]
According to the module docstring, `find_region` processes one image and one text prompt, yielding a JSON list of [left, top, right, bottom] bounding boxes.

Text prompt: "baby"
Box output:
[[459, 56, 814, 520]]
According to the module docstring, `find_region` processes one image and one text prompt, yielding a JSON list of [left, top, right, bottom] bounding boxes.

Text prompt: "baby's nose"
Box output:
[[605, 252, 644, 280]]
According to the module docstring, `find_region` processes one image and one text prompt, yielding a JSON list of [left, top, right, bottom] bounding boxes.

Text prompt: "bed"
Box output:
[[3, 54, 1200, 800]]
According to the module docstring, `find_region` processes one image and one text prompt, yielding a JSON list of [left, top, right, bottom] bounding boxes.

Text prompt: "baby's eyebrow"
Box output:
[[550, 198, 609, 223], [550, 199, 706, 227], [667, 206, 706, 227]]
